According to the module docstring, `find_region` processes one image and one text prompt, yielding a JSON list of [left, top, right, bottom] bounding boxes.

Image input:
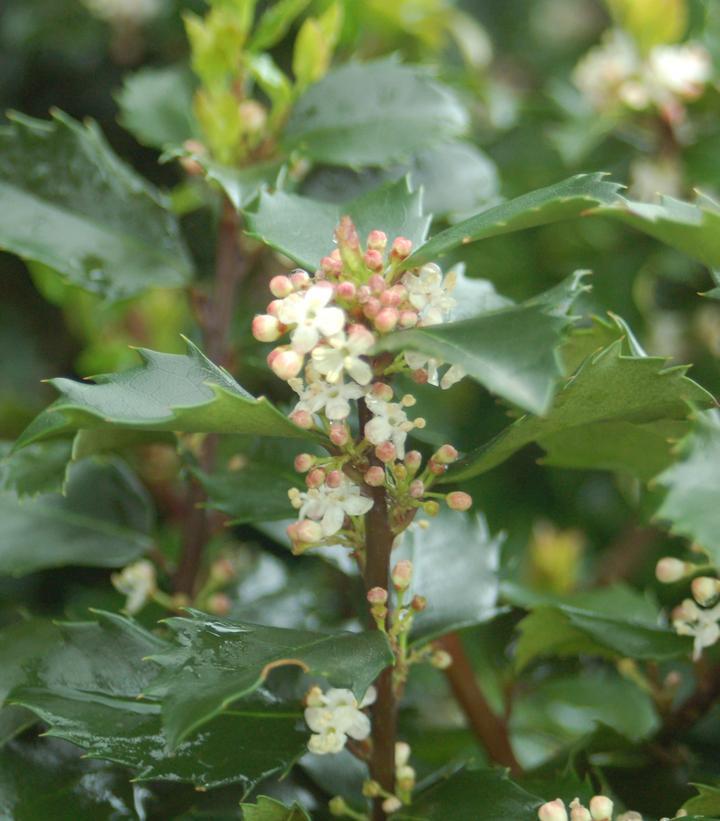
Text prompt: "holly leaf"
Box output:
[[283, 58, 468, 167], [241, 796, 311, 821], [394, 511, 503, 643], [0, 439, 71, 497], [0, 459, 153, 576], [194, 156, 285, 209], [449, 330, 714, 483], [245, 176, 429, 271], [682, 783, 720, 817], [405, 173, 622, 267], [0, 110, 193, 301], [655, 412, 720, 564], [14, 339, 313, 451], [145, 610, 393, 748], [10, 612, 305, 789]]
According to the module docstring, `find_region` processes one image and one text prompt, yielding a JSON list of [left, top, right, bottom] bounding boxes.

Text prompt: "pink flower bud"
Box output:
[[357, 285, 372, 303], [329, 423, 350, 447], [269, 275, 293, 298], [363, 298, 382, 319], [375, 441, 397, 463], [364, 250, 384, 271], [692, 576, 720, 606], [368, 274, 386, 293], [296, 519, 324, 543], [589, 796, 613, 821], [290, 269, 310, 289], [294, 453, 315, 473], [326, 469, 343, 488], [266, 299, 282, 317], [365, 465, 386, 486], [409, 479, 425, 498], [367, 586, 388, 605], [428, 459, 446, 476], [336, 216, 360, 250], [655, 557, 689, 583], [410, 368, 429, 384], [252, 314, 281, 342], [370, 382, 394, 401], [392, 559, 413, 590], [207, 593, 232, 616], [399, 310, 419, 328], [391, 236, 412, 260], [374, 307, 399, 333], [405, 451, 422, 471], [434, 444, 459, 464], [336, 281, 356, 300], [289, 409, 314, 429], [320, 255, 343, 277], [569, 799, 591, 821], [411, 594, 427, 611], [446, 491, 472, 511], [367, 230, 387, 251], [538, 800, 568, 821], [271, 349, 303, 380], [306, 468, 326, 488]]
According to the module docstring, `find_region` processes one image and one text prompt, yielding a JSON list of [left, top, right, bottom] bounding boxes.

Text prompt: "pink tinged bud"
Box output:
[[320, 255, 343, 277], [365, 465, 386, 487], [367, 230, 388, 252], [325, 469, 343, 489], [336, 281, 357, 300], [405, 451, 422, 471], [252, 314, 281, 342], [329, 423, 350, 447], [363, 298, 382, 319], [348, 324, 375, 347], [296, 519, 324, 543], [306, 468, 326, 488], [374, 307, 399, 333], [357, 285, 372, 303], [367, 586, 388, 605], [391, 236, 413, 260], [370, 382, 394, 401], [411, 594, 427, 611], [290, 269, 310, 289], [692, 576, 720, 606], [447, 491, 472, 511], [569, 800, 591, 821], [289, 409, 314, 429], [399, 310, 419, 328], [294, 453, 315, 473], [381, 287, 402, 307], [375, 441, 397, 463], [336, 215, 361, 250], [392, 559, 413, 590], [409, 479, 425, 498], [411, 368, 429, 384], [655, 557, 690, 583], [538, 800, 568, 821], [207, 593, 232, 616], [271, 349, 303, 380], [368, 274, 387, 293], [269, 275, 293, 298], [589, 796, 613, 821], [428, 459, 446, 476], [364, 250, 384, 272], [267, 299, 282, 317], [435, 444, 459, 464]]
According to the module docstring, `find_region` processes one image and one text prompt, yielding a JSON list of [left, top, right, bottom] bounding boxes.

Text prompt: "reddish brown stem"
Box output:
[[437, 632, 522, 776]]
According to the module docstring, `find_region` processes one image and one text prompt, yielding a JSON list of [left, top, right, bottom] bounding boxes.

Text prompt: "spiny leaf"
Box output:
[[0, 110, 193, 301], [0, 439, 71, 497], [14, 339, 313, 451]]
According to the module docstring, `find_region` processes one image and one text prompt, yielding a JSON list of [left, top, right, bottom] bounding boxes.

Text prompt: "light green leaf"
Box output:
[[682, 783, 720, 817], [0, 459, 153, 576], [0, 439, 71, 497], [14, 339, 313, 451], [116, 65, 197, 150], [655, 412, 720, 564], [405, 173, 622, 267], [246, 176, 429, 270], [0, 110, 193, 301], [394, 511, 503, 643], [450, 331, 713, 482], [241, 796, 311, 821], [10, 612, 305, 789], [249, 0, 312, 52], [284, 58, 468, 167], [145, 610, 393, 748]]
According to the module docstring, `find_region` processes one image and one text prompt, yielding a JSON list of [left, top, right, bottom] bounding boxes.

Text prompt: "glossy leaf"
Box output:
[[241, 796, 311, 821], [655, 412, 720, 564], [283, 58, 468, 167], [0, 110, 193, 301], [405, 173, 622, 267], [0, 459, 153, 576], [682, 783, 720, 817], [195, 156, 284, 209], [145, 610, 393, 748], [450, 333, 713, 482], [15, 339, 313, 451], [245, 177, 429, 271]]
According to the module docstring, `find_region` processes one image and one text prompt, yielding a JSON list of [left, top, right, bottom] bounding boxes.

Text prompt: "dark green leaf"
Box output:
[[240, 796, 311, 821], [682, 783, 720, 816], [14, 339, 313, 451], [0, 439, 71, 496], [284, 58, 468, 167], [0, 459, 153, 576], [245, 177, 429, 271], [0, 110, 193, 301], [196, 157, 285, 210], [145, 610, 393, 748]]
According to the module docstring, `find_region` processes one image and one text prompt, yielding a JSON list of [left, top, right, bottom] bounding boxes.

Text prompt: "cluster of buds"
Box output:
[[355, 741, 416, 815], [656, 555, 720, 659], [539, 795, 641, 821], [573, 30, 712, 124], [252, 219, 474, 560], [303, 685, 375, 756]]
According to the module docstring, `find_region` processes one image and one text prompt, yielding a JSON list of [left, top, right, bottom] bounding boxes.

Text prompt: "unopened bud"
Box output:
[[270, 348, 303, 380], [329, 423, 350, 447], [336, 281, 356, 300], [409, 479, 425, 498], [589, 796, 613, 821], [363, 298, 382, 319], [320, 255, 343, 277], [266, 298, 282, 317], [405, 451, 422, 472], [329, 796, 349, 817], [538, 800, 568, 821], [357, 285, 372, 303], [428, 459, 446, 476], [396, 765, 415, 789], [375, 441, 397, 463], [431, 649, 453, 669], [411, 368, 429, 384], [296, 519, 324, 543], [395, 741, 411, 767], [269, 275, 293, 298], [692, 576, 720, 605], [306, 468, 326, 488], [365, 250, 384, 271], [362, 780, 382, 798], [294, 453, 315, 473], [399, 310, 419, 328], [655, 557, 691, 583], [290, 269, 310, 289], [365, 466, 386, 486], [252, 314, 281, 342], [411, 594, 427, 611], [367, 586, 388, 605], [326, 469, 343, 488], [368, 274, 386, 293], [392, 559, 413, 590], [394, 464, 407, 481], [375, 307, 399, 333], [569, 799, 591, 821], [209, 558, 236, 584], [371, 382, 394, 401], [382, 797, 402, 814], [434, 444, 459, 464], [238, 99, 267, 132], [447, 491, 472, 511], [289, 409, 314, 429], [391, 236, 412, 260], [207, 592, 232, 616], [367, 230, 387, 252], [423, 500, 440, 516]]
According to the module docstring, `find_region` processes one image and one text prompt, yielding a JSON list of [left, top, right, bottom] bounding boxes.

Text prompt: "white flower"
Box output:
[[311, 325, 375, 385], [402, 264, 456, 326], [305, 686, 376, 755], [649, 43, 712, 99], [673, 598, 720, 660], [297, 477, 374, 536], [364, 396, 414, 458], [289, 376, 365, 421], [111, 560, 156, 614], [276, 286, 346, 354], [573, 29, 640, 111]]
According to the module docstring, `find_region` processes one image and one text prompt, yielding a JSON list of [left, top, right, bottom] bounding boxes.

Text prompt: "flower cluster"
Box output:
[[252, 219, 474, 560], [304, 685, 375, 755], [539, 795, 641, 821], [573, 29, 712, 120], [656, 555, 720, 659]]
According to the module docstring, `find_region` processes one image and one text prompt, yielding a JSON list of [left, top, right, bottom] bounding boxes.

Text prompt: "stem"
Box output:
[[173, 199, 244, 596], [437, 632, 522, 776], [359, 399, 397, 821]]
